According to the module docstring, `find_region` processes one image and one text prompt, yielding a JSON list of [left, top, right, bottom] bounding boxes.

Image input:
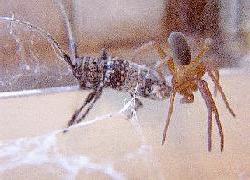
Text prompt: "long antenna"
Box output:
[[53, 0, 77, 66], [0, 16, 72, 66]]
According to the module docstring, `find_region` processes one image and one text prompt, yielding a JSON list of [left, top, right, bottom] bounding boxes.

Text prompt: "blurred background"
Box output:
[[0, 0, 249, 91]]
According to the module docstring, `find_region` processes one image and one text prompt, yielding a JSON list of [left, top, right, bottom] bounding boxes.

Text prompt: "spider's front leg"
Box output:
[[131, 41, 171, 81], [207, 70, 236, 117], [162, 91, 176, 145], [198, 80, 224, 151], [212, 69, 220, 96], [132, 41, 168, 61], [204, 61, 220, 96]]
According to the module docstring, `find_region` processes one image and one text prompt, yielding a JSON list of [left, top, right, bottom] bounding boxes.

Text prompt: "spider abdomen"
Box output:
[[168, 32, 191, 65]]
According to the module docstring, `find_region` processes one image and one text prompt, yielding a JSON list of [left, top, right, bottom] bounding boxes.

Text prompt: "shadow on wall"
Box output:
[[161, 0, 248, 67]]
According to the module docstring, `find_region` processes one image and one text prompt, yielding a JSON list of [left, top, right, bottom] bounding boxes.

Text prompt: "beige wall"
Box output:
[[74, 0, 164, 49], [0, 0, 165, 53]]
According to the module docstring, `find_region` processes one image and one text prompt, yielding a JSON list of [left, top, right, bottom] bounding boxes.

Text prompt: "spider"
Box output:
[[152, 32, 236, 151]]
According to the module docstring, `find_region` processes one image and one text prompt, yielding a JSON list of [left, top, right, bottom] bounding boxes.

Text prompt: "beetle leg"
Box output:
[[198, 80, 224, 152], [64, 88, 103, 133], [133, 97, 143, 111], [125, 94, 143, 119], [75, 88, 103, 125], [131, 41, 159, 61], [54, 0, 79, 63], [162, 91, 176, 145], [100, 48, 108, 60], [68, 91, 96, 126]]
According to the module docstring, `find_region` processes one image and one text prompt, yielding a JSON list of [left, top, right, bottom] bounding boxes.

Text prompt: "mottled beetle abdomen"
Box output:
[[72, 55, 172, 100], [73, 56, 105, 89]]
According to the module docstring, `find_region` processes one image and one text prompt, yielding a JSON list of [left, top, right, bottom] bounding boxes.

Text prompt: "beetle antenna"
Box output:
[[0, 16, 73, 67], [53, 0, 78, 65]]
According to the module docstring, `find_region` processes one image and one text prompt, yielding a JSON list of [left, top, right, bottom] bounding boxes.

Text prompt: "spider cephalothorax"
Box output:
[[156, 32, 236, 151]]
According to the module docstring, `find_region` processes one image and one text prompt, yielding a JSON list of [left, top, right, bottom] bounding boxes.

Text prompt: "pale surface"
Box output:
[[0, 70, 250, 179]]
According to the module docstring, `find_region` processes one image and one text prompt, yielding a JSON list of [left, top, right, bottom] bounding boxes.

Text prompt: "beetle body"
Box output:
[[72, 55, 171, 100]]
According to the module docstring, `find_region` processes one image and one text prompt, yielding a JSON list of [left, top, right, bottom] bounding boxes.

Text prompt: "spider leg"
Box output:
[[152, 43, 178, 78], [207, 70, 236, 117], [198, 80, 224, 151], [162, 91, 176, 145], [213, 69, 220, 96], [132, 41, 167, 60], [203, 60, 219, 96], [214, 109, 224, 151], [132, 41, 169, 81], [207, 107, 213, 152]]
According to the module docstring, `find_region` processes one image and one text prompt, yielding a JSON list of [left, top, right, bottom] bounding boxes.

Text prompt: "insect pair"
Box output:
[[0, 15, 235, 152]]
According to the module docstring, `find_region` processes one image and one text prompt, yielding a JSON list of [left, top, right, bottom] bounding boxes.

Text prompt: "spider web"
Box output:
[[0, 93, 164, 179]]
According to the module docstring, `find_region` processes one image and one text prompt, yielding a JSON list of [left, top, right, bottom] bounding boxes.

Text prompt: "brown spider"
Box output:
[[154, 32, 236, 151]]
